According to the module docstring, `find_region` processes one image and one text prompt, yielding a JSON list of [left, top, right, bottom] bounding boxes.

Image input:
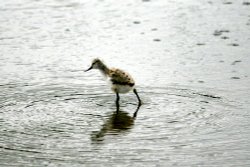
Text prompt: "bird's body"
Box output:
[[108, 68, 135, 94], [85, 58, 142, 111]]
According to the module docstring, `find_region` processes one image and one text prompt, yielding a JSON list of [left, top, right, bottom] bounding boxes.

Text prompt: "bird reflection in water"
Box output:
[[91, 105, 141, 142]]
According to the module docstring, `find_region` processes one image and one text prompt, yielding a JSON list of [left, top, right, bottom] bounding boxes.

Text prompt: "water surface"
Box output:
[[1, 0, 250, 166]]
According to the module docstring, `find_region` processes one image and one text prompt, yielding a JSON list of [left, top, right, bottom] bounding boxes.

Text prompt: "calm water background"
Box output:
[[1, 0, 250, 166]]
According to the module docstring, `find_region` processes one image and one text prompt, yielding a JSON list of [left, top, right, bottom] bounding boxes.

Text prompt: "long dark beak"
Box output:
[[84, 66, 92, 72]]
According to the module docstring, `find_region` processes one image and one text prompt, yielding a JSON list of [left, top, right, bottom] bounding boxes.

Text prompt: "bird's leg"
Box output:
[[133, 103, 141, 118], [133, 89, 142, 106], [115, 92, 120, 112]]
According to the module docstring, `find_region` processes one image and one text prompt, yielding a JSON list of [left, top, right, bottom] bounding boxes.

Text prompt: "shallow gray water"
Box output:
[[1, 0, 250, 166]]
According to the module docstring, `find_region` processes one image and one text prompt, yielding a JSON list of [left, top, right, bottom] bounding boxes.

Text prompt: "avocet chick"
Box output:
[[85, 58, 142, 110]]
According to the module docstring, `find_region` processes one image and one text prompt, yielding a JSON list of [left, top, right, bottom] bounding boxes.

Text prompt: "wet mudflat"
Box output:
[[0, 0, 250, 166]]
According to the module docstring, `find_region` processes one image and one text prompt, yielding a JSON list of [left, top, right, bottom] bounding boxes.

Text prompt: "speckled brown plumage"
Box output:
[[108, 68, 135, 87]]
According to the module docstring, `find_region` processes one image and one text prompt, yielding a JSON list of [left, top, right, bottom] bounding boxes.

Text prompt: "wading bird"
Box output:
[[85, 58, 142, 111]]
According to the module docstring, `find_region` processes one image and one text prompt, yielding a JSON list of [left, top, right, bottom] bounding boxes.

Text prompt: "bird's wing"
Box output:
[[109, 68, 134, 85]]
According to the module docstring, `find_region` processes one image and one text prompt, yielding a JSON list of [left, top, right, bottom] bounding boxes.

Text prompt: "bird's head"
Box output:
[[85, 58, 103, 72]]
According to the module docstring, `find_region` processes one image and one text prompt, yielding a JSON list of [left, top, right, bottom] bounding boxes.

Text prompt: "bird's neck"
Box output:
[[98, 63, 110, 76]]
